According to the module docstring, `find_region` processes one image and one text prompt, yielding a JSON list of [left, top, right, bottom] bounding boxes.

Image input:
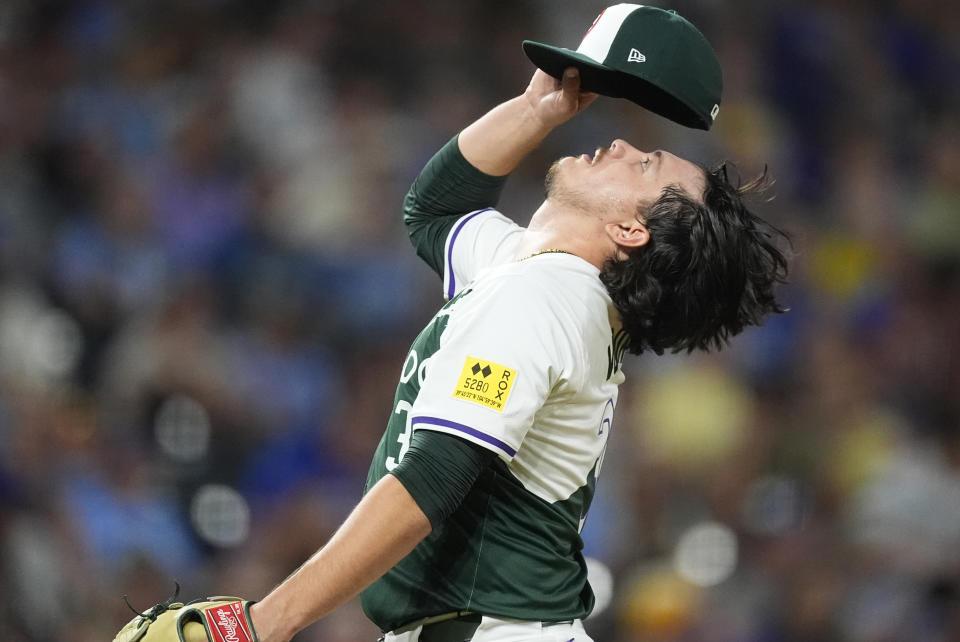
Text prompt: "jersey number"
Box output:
[[384, 400, 413, 471]]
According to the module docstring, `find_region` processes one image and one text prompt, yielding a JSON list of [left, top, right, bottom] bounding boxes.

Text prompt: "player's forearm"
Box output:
[[458, 68, 596, 176], [250, 475, 431, 641], [458, 95, 553, 177]]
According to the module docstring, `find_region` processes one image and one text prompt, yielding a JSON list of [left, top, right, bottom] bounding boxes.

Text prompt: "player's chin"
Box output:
[[544, 159, 563, 194]]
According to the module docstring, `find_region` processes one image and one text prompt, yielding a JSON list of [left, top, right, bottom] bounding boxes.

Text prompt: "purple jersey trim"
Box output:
[[445, 209, 491, 299], [412, 415, 517, 458]]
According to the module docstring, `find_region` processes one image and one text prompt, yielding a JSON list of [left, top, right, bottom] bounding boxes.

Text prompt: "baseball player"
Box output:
[[114, 7, 788, 642]]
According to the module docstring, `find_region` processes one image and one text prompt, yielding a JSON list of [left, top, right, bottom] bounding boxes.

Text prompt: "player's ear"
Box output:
[[605, 219, 649, 249]]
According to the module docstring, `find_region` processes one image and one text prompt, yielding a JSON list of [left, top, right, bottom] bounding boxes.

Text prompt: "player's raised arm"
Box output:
[[459, 67, 597, 176], [403, 68, 596, 278]]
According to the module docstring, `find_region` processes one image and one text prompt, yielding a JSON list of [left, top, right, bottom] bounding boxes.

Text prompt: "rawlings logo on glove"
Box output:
[[113, 584, 259, 642], [204, 601, 255, 642]]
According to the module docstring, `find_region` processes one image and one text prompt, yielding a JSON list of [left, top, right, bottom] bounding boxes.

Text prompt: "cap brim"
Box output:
[[522, 40, 711, 130]]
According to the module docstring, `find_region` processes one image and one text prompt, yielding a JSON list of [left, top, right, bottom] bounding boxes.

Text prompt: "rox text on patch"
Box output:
[[453, 356, 517, 412]]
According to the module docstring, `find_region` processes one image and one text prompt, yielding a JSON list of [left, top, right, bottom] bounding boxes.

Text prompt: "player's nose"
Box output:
[[610, 139, 642, 159]]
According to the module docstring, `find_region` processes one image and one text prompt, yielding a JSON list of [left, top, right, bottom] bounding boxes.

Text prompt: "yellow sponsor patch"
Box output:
[[453, 356, 517, 412]]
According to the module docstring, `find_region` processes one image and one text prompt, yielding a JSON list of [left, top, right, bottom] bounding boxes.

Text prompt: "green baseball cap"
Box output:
[[523, 4, 723, 130]]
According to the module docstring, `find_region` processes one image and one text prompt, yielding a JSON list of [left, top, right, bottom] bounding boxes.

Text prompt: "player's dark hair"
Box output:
[[600, 163, 789, 356]]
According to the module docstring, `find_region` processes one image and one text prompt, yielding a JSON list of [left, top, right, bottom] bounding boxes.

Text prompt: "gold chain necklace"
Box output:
[[519, 248, 574, 262]]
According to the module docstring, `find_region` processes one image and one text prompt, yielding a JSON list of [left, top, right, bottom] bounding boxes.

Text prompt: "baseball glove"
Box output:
[[114, 584, 259, 642]]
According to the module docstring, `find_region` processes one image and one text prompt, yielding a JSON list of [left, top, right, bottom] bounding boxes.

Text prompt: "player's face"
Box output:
[[546, 139, 706, 219]]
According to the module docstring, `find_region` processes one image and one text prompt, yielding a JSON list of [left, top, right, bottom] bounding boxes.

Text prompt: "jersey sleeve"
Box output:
[[389, 429, 495, 529], [442, 209, 524, 299], [409, 275, 576, 461], [403, 136, 509, 278]]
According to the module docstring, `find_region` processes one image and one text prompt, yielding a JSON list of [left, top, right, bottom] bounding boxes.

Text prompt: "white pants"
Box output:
[[383, 615, 594, 642]]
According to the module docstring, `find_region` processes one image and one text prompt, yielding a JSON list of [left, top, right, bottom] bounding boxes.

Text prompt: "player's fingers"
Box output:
[[560, 66, 582, 97], [560, 69, 599, 115], [526, 66, 592, 126], [528, 69, 560, 96], [552, 67, 586, 115]]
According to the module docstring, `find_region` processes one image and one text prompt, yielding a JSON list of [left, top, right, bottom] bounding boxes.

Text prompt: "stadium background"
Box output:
[[0, 0, 957, 640]]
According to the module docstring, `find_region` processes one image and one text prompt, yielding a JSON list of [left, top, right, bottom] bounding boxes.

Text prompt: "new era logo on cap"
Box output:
[[627, 48, 646, 62]]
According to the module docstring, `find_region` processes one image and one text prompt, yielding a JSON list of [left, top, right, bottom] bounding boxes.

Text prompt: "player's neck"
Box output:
[[518, 201, 614, 270]]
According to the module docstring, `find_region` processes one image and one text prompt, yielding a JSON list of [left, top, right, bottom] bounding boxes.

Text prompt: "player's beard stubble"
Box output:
[[544, 159, 633, 221], [544, 160, 592, 214], [544, 159, 652, 226]]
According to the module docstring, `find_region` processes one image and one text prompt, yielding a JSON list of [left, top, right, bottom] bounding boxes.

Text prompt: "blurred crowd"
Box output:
[[0, 0, 957, 640]]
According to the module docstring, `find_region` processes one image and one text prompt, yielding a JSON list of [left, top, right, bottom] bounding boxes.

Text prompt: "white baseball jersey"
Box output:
[[362, 208, 627, 632]]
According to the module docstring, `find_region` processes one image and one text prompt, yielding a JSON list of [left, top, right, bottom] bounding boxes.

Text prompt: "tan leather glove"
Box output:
[[114, 588, 258, 642]]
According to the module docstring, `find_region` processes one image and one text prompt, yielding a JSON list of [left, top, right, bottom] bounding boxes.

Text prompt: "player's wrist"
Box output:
[[249, 601, 292, 642], [520, 90, 561, 133]]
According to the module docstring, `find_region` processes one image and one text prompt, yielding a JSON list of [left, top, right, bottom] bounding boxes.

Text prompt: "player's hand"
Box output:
[[524, 67, 598, 130], [113, 589, 260, 642]]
